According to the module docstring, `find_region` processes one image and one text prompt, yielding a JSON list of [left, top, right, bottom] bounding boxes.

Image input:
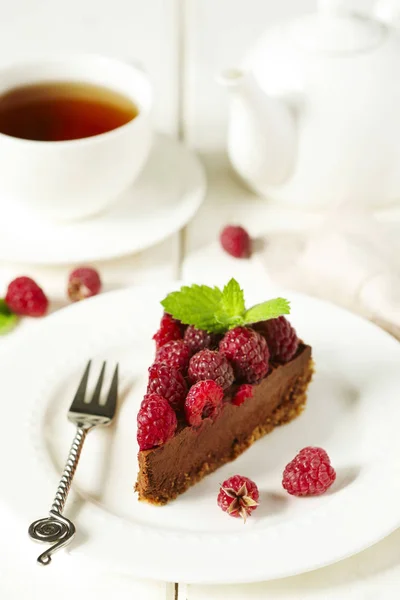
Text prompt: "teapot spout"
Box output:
[[218, 68, 296, 189], [216, 68, 250, 89]]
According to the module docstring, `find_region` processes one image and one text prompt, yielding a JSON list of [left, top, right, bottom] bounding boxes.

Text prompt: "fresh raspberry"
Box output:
[[155, 340, 191, 373], [184, 380, 224, 426], [153, 313, 183, 350], [5, 277, 48, 317], [232, 384, 254, 406], [137, 394, 177, 450], [255, 316, 298, 363], [184, 325, 221, 354], [217, 475, 259, 521], [68, 267, 101, 302], [219, 327, 269, 384], [188, 349, 234, 391], [282, 447, 336, 497], [220, 225, 251, 259], [147, 362, 187, 411]]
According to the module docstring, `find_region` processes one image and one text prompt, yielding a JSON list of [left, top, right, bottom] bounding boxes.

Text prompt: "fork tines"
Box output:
[[68, 361, 119, 419]]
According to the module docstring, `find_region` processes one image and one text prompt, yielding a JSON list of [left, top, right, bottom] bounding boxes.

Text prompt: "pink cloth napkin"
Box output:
[[262, 205, 400, 339]]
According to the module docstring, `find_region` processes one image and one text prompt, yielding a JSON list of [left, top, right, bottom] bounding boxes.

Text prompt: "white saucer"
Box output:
[[0, 135, 206, 265]]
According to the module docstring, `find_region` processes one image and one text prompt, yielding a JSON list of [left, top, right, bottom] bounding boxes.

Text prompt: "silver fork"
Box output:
[[28, 361, 119, 566]]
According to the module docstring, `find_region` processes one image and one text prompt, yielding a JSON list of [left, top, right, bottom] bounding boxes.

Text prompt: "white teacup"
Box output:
[[0, 55, 153, 222]]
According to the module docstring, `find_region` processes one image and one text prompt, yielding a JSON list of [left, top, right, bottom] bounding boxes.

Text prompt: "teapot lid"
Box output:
[[288, 0, 386, 54]]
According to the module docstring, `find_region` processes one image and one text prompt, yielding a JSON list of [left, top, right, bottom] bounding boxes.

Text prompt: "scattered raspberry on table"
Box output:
[[68, 267, 101, 302], [282, 446, 336, 496], [5, 276, 48, 317], [220, 225, 251, 258], [218, 475, 259, 521]]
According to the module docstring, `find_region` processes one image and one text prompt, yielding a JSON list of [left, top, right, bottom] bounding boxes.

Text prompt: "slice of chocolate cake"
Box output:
[[135, 280, 313, 505]]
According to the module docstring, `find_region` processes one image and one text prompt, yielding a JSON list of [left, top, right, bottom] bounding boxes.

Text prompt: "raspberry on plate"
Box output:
[[67, 267, 101, 302], [153, 313, 183, 350], [5, 276, 48, 317], [184, 325, 220, 353], [147, 362, 187, 411], [282, 447, 336, 497], [232, 384, 254, 406], [220, 225, 251, 259], [188, 349, 234, 391], [255, 316, 298, 363], [155, 340, 192, 373], [184, 380, 224, 426], [219, 326, 269, 383], [217, 475, 259, 521], [137, 394, 177, 450]]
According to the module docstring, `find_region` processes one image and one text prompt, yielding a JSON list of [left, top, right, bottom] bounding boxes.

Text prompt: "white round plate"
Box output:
[[2, 284, 400, 584], [0, 135, 206, 265]]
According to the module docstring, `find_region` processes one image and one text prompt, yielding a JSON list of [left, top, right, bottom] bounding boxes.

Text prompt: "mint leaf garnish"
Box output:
[[215, 278, 246, 329], [161, 280, 290, 333], [243, 298, 290, 326], [221, 278, 245, 316], [0, 299, 18, 335], [161, 284, 223, 332]]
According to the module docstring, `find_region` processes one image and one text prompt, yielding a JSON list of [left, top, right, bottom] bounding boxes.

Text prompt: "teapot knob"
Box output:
[[375, 0, 400, 26], [318, 0, 349, 15]]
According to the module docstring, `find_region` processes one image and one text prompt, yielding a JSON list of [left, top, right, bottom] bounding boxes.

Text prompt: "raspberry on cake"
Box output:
[[185, 380, 224, 426], [153, 312, 183, 350], [188, 349, 234, 391], [255, 316, 298, 363], [147, 362, 187, 411], [184, 325, 221, 353], [155, 339, 191, 373], [135, 279, 313, 505], [137, 394, 177, 451], [232, 384, 254, 406], [219, 327, 269, 383]]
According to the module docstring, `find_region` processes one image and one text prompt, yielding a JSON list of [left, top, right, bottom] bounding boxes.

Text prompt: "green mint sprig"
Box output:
[[0, 299, 18, 335], [161, 278, 290, 333]]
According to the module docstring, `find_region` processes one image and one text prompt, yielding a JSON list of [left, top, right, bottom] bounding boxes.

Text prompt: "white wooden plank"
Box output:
[[0, 0, 180, 135], [184, 0, 376, 150]]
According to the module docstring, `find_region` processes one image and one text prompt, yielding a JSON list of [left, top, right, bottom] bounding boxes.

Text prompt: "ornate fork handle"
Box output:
[[28, 426, 89, 565]]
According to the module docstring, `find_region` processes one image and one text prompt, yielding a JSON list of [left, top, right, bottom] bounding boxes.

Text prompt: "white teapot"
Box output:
[[219, 0, 400, 208]]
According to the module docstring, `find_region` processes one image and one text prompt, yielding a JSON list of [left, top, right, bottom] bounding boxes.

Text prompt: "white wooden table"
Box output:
[[1, 0, 400, 597]]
